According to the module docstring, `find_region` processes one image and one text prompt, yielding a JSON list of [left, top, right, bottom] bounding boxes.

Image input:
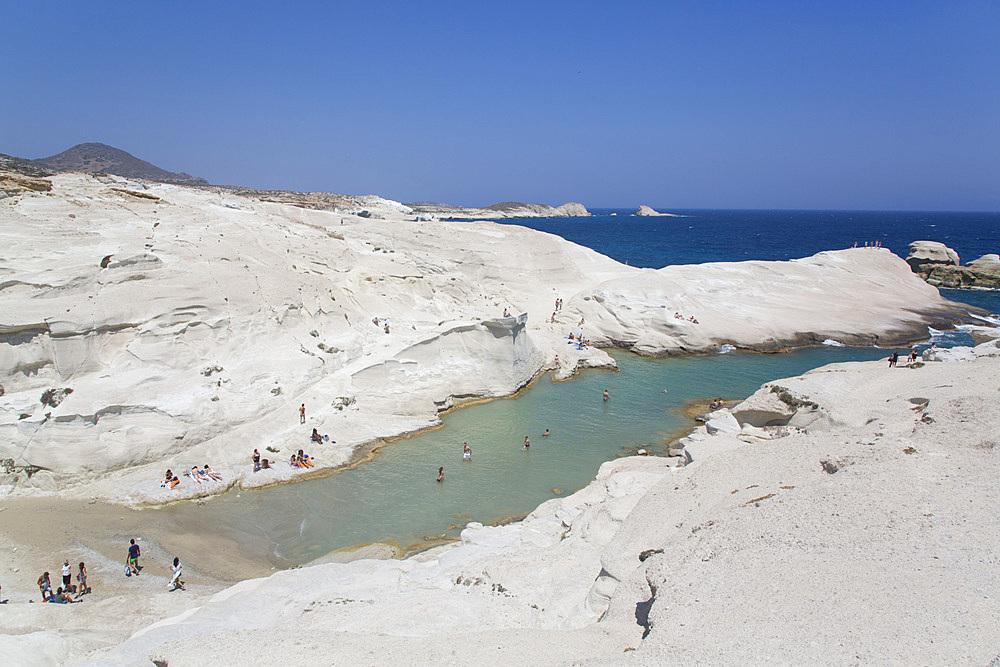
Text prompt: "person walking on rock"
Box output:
[[169, 557, 185, 591], [128, 538, 141, 575]]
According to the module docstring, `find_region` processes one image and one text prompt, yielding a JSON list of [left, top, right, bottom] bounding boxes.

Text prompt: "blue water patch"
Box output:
[[497, 209, 1000, 270]]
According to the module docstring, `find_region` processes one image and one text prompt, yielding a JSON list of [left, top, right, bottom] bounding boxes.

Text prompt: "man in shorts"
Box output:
[[128, 538, 141, 575]]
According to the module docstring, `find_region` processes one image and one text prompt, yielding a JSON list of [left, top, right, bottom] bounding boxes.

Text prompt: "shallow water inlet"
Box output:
[[163, 345, 907, 566]]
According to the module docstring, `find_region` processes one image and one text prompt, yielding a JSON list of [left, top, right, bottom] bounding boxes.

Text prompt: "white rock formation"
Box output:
[[35, 341, 999, 665], [906, 240, 960, 271], [0, 173, 974, 506], [635, 205, 669, 216], [967, 253, 1000, 269]]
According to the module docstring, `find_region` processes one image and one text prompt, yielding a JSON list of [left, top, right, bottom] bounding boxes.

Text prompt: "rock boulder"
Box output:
[[906, 241, 959, 273], [967, 254, 1000, 270]]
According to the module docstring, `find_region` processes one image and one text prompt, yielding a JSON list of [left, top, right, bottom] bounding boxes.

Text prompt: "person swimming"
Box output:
[[463, 443, 471, 461], [543, 428, 550, 436], [603, 389, 610, 402], [437, 466, 444, 482], [523, 436, 530, 450]]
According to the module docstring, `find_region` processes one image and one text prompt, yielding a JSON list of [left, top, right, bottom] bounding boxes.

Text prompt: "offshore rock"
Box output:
[[906, 240, 959, 272]]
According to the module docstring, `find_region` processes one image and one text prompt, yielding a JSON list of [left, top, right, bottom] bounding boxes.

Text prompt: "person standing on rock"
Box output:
[[61, 560, 71, 590], [252, 449, 261, 472], [299, 404, 306, 424]]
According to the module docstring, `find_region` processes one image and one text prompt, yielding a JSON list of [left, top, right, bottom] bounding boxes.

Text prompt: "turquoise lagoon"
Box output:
[[168, 345, 905, 566]]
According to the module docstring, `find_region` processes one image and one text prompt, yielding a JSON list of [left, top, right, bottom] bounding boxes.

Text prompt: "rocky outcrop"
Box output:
[[636, 205, 666, 216], [409, 201, 590, 219], [0, 171, 52, 197], [906, 241, 959, 272], [554, 202, 589, 217], [968, 254, 1000, 270], [907, 242, 1000, 289]]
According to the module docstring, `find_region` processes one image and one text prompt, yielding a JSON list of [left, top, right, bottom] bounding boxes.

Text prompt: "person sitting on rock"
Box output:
[[297, 450, 314, 467], [261, 458, 271, 470], [311, 428, 323, 445], [290, 455, 303, 469]]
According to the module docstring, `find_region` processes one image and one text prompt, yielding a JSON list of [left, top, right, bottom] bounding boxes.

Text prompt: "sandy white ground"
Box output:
[[0, 173, 973, 507]]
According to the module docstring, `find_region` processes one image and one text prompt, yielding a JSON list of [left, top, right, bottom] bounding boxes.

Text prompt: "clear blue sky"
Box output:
[[3, 1, 997, 210]]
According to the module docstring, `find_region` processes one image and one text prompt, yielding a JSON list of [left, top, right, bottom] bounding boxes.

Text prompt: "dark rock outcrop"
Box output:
[[906, 242, 1000, 289]]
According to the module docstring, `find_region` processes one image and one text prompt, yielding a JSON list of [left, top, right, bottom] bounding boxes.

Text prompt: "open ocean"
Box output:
[[499, 208, 1000, 314]]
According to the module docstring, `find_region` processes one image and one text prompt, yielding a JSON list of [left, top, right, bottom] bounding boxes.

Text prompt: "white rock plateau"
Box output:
[[0, 173, 975, 505], [0, 171, 997, 665]]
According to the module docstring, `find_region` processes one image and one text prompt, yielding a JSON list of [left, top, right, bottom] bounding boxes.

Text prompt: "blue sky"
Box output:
[[3, 1, 997, 209]]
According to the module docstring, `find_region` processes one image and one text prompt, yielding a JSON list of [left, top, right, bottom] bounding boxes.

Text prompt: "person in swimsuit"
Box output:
[[261, 458, 271, 469], [299, 404, 306, 424], [311, 428, 323, 444], [252, 449, 261, 472], [543, 429, 550, 437], [463, 443, 471, 461], [203, 464, 222, 481], [523, 436, 530, 450], [76, 562, 88, 597], [603, 389, 610, 402], [437, 466, 444, 482], [38, 572, 52, 601]]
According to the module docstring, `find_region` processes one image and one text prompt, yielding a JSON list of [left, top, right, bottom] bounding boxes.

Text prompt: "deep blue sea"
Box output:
[[499, 209, 1000, 314]]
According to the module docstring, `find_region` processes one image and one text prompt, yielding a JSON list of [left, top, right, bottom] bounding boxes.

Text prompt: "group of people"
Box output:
[[290, 449, 314, 468], [439, 426, 557, 480], [126, 538, 184, 590], [372, 316, 391, 333], [163, 465, 222, 489], [853, 241, 883, 248], [673, 312, 699, 324], [888, 348, 921, 368], [709, 397, 725, 410], [183, 465, 223, 484], [36, 560, 88, 603]]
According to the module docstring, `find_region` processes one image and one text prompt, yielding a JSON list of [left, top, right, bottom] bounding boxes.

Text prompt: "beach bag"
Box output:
[[125, 564, 132, 577]]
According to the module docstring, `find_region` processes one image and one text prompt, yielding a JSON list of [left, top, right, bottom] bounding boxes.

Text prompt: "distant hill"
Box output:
[[0, 152, 53, 178], [33, 143, 208, 185]]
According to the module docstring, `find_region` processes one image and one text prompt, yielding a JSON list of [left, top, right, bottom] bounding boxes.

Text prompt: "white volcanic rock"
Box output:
[[553, 202, 590, 217], [967, 253, 1000, 269], [67, 347, 1000, 665], [635, 205, 665, 216], [573, 248, 964, 354], [0, 173, 973, 506], [906, 240, 960, 271]]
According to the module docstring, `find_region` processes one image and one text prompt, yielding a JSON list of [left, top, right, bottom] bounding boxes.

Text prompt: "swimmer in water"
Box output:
[[523, 436, 530, 450], [603, 389, 610, 402], [437, 466, 444, 482], [543, 428, 549, 437], [463, 443, 471, 462]]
